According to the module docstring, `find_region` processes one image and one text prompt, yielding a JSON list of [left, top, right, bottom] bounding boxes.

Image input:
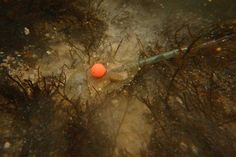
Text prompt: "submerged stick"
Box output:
[[139, 48, 187, 66], [110, 33, 236, 73]]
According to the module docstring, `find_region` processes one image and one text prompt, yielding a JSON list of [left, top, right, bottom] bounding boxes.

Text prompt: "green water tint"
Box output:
[[109, 33, 236, 73]]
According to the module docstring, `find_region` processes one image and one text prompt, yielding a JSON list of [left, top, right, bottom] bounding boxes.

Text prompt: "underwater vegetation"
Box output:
[[0, 0, 236, 157]]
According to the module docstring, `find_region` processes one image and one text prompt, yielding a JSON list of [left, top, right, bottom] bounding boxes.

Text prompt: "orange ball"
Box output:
[[90, 63, 107, 78]]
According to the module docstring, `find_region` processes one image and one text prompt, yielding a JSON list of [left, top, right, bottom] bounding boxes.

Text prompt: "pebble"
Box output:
[[216, 47, 222, 52], [160, 3, 165, 8], [32, 54, 38, 58], [46, 51, 52, 55], [112, 99, 119, 104], [112, 99, 119, 108], [3, 141, 11, 149], [176, 96, 183, 104], [191, 144, 198, 154], [123, 90, 128, 96], [24, 27, 30, 35], [109, 71, 128, 81], [45, 33, 50, 37], [212, 73, 218, 82], [179, 142, 188, 151]]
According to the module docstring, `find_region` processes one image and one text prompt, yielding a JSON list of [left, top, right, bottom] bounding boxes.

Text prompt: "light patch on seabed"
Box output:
[[95, 94, 153, 157]]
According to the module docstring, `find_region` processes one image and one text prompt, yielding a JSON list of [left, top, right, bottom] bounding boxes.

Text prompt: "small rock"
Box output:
[[109, 71, 128, 81], [3, 141, 11, 149], [46, 51, 52, 55], [112, 99, 119, 108], [45, 33, 50, 37], [179, 142, 188, 151], [216, 47, 222, 52], [123, 90, 128, 96], [160, 3, 165, 8], [212, 73, 218, 82], [176, 97, 183, 104], [112, 99, 119, 104], [32, 54, 38, 58], [24, 27, 30, 35], [191, 144, 198, 154]]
